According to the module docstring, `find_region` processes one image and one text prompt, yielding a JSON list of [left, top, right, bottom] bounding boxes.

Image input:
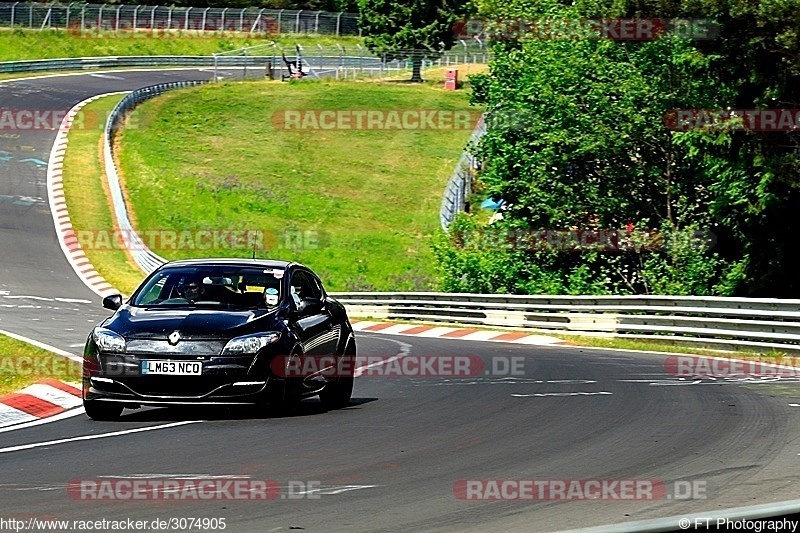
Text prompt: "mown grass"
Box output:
[[0, 335, 81, 395], [116, 78, 479, 290], [549, 334, 789, 359], [61, 94, 147, 295], [0, 27, 363, 61]]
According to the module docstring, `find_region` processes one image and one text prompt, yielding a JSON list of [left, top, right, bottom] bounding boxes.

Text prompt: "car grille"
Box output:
[[125, 340, 227, 356]]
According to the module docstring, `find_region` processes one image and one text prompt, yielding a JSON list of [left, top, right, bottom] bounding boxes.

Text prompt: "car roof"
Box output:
[[159, 258, 295, 270]]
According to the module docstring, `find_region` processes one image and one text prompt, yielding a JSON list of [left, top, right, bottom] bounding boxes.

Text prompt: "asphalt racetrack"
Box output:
[[1, 68, 800, 532]]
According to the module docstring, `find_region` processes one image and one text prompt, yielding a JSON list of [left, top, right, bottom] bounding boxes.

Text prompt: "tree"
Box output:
[[357, 0, 473, 82], [434, 0, 800, 296]]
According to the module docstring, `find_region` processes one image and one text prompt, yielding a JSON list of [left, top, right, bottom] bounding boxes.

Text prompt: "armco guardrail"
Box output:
[[104, 81, 195, 274], [329, 292, 800, 353], [0, 55, 270, 73]]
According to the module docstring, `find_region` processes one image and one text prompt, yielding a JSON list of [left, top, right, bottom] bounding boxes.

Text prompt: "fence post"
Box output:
[[115, 5, 121, 33], [184, 7, 191, 33], [277, 9, 283, 33], [28, 2, 33, 28], [166, 6, 172, 31], [65, 2, 72, 29], [133, 5, 140, 32], [336, 12, 341, 36], [10, 2, 17, 27], [314, 10, 320, 33], [295, 10, 301, 32], [97, 4, 103, 31], [39, 4, 52, 30], [220, 7, 227, 34], [238, 8, 243, 32], [249, 8, 263, 35], [201, 7, 208, 32]]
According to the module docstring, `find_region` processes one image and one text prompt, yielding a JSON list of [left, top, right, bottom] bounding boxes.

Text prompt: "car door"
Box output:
[[289, 269, 339, 356]]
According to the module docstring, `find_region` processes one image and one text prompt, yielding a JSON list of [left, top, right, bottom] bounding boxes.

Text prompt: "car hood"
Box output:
[[105, 305, 279, 340]]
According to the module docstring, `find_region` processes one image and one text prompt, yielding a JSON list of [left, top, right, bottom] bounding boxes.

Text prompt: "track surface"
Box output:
[[2, 68, 800, 532]]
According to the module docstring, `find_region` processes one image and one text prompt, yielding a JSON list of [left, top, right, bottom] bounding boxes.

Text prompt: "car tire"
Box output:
[[269, 347, 303, 414], [83, 400, 123, 421], [319, 340, 355, 410]]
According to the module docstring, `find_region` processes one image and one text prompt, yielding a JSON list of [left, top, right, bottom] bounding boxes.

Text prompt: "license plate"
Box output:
[[141, 360, 202, 376]]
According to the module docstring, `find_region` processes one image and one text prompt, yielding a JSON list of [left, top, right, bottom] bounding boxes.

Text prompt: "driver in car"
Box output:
[[178, 278, 205, 302]]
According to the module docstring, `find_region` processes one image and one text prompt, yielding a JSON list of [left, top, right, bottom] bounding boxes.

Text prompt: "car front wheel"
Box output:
[[319, 341, 355, 410], [84, 400, 123, 421]]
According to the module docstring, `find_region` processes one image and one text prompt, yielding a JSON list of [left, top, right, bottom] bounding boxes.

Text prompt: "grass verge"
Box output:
[[61, 94, 147, 295], [0, 28, 363, 61], [0, 335, 80, 395], [548, 333, 792, 359], [116, 78, 479, 290]]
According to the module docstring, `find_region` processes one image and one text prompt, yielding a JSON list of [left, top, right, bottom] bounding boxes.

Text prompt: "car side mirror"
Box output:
[[102, 294, 123, 310], [301, 297, 323, 314], [292, 296, 322, 315]]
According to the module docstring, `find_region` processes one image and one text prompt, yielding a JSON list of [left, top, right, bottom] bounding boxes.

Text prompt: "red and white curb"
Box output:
[[47, 92, 129, 299], [351, 321, 566, 346], [0, 379, 82, 429]]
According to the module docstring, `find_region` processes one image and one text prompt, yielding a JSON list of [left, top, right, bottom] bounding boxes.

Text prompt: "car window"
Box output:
[[290, 270, 322, 302], [131, 266, 286, 309]]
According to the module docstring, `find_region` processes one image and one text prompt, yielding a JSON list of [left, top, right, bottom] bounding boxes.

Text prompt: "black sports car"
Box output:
[[82, 259, 356, 420]]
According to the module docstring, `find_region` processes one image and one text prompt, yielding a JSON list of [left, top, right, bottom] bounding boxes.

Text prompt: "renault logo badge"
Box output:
[[168, 331, 181, 345]]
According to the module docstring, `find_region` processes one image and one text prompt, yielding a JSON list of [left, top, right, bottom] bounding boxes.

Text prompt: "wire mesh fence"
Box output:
[[212, 44, 491, 82], [0, 2, 360, 36]]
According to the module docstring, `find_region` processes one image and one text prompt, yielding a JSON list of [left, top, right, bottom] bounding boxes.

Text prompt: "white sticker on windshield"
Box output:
[[266, 295, 279, 305], [272, 269, 285, 279]]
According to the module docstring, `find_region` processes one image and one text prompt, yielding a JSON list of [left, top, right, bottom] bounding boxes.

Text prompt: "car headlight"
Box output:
[[222, 333, 280, 355], [92, 327, 126, 353]]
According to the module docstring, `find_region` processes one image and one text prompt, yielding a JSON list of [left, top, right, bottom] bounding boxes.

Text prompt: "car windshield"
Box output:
[[131, 265, 285, 309]]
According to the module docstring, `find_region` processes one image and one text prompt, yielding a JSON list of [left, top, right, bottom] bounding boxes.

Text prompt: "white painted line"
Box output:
[[0, 421, 202, 454], [354, 355, 404, 378], [0, 407, 85, 434], [88, 73, 125, 80], [0, 404, 37, 428], [513, 335, 564, 345], [20, 384, 82, 410], [53, 298, 93, 304], [511, 392, 613, 397], [0, 328, 80, 362]]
